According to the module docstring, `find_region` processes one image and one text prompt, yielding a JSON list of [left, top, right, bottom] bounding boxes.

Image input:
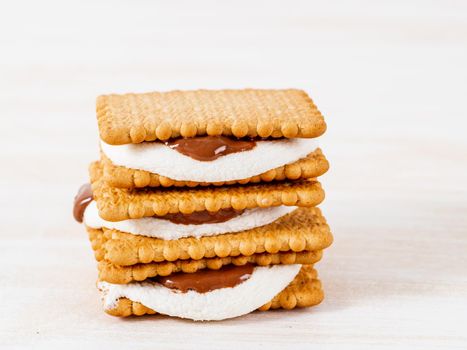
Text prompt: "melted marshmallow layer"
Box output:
[[99, 264, 301, 321], [101, 138, 318, 183], [84, 201, 296, 240]]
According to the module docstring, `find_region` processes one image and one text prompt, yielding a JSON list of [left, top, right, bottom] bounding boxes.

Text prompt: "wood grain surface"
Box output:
[[0, 1, 466, 349]]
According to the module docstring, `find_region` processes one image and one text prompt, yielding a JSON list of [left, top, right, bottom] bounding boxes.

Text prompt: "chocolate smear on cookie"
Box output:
[[158, 208, 244, 225], [73, 183, 93, 223], [165, 135, 256, 161], [157, 264, 254, 293]]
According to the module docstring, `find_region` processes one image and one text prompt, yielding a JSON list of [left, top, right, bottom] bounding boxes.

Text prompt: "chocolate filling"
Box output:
[[164, 135, 256, 161], [157, 264, 254, 293], [158, 208, 244, 225], [73, 183, 93, 223]]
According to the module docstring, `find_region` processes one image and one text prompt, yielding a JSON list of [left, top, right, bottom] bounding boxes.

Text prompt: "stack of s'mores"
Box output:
[[73, 89, 333, 321]]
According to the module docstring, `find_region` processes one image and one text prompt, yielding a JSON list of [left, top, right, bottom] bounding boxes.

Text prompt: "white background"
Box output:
[[0, 0, 466, 349]]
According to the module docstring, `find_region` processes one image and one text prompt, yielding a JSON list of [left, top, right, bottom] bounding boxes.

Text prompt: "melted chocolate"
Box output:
[[159, 208, 244, 225], [158, 264, 254, 293], [73, 183, 93, 223], [165, 135, 256, 161]]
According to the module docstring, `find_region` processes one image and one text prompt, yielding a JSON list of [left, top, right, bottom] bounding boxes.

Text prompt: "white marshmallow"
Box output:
[[99, 264, 301, 321], [84, 201, 296, 240], [100, 138, 318, 183]]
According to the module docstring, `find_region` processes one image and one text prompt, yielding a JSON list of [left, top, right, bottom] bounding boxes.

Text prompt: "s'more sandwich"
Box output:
[[73, 89, 333, 321]]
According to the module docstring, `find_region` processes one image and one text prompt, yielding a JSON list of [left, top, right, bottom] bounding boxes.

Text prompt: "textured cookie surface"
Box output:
[[87, 207, 333, 266], [90, 162, 325, 221], [96, 250, 322, 284], [103, 265, 323, 317], [101, 148, 329, 189], [97, 89, 326, 145]]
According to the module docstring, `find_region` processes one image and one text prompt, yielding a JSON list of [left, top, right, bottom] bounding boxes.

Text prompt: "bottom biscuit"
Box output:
[[101, 265, 323, 319]]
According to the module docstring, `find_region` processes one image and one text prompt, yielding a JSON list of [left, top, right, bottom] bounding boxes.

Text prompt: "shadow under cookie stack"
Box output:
[[73, 89, 333, 321]]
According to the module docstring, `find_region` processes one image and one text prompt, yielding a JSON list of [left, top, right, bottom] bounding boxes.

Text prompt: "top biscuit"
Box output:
[[97, 89, 326, 145]]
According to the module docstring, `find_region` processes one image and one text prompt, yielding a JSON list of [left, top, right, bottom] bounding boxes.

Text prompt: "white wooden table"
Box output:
[[1, 1, 466, 348]]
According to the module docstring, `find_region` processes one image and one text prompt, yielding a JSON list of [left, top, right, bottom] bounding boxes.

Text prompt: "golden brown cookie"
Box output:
[[100, 148, 329, 189], [258, 265, 323, 311], [97, 250, 322, 284], [87, 207, 333, 266], [102, 265, 323, 317], [97, 89, 326, 145], [90, 161, 325, 222]]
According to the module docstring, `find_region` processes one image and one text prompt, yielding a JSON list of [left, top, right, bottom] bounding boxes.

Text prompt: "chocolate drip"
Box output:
[[157, 264, 254, 293], [165, 135, 256, 161], [159, 208, 244, 225], [73, 183, 93, 223]]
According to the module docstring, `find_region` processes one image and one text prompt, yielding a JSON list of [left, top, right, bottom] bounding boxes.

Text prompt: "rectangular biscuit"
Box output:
[[102, 265, 323, 317], [96, 250, 322, 284], [87, 207, 333, 266], [97, 89, 326, 145], [101, 148, 329, 189], [90, 161, 325, 221]]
